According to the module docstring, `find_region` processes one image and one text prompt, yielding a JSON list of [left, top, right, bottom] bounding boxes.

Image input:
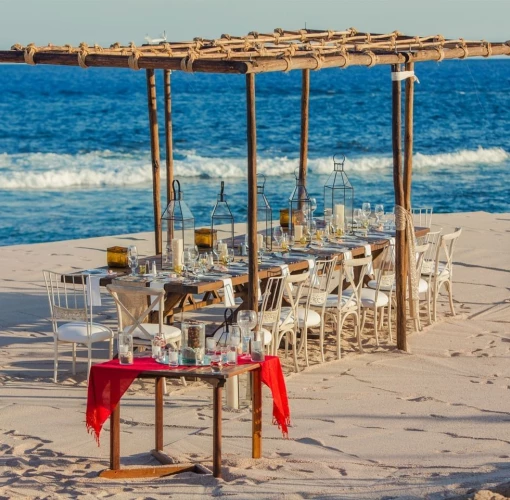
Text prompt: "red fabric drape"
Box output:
[[86, 355, 290, 444]]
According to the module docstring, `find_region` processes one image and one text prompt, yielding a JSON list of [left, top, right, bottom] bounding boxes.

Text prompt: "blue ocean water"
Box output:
[[0, 59, 509, 246]]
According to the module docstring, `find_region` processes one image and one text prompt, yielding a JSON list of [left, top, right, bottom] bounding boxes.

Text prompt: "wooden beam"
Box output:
[[146, 69, 162, 255], [163, 69, 174, 205], [2, 44, 509, 73], [391, 64, 408, 352], [246, 73, 259, 314], [404, 61, 416, 322], [298, 69, 310, 186]]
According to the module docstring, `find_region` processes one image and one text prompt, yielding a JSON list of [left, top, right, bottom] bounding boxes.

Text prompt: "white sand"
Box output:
[[1, 212, 509, 499]]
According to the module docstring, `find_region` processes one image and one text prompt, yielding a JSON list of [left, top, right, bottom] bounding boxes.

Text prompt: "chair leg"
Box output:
[[54, 339, 59, 383], [72, 343, 77, 375], [319, 319, 325, 363], [374, 308, 379, 346], [87, 344, 92, 381], [336, 315, 343, 360], [291, 332, 299, 372], [447, 281, 456, 317], [109, 337, 114, 360], [304, 328, 309, 367], [388, 302, 393, 343], [360, 310, 367, 334]]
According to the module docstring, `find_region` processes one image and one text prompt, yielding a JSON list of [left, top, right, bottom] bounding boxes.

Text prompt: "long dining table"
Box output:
[[88, 227, 429, 322]]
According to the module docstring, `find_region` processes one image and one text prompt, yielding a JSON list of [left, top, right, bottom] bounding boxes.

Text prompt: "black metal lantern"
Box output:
[[161, 179, 195, 270], [323, 154, 354, 233], [289, 169, 312, 237], [257, 175, 273, 250], [211, 181, 235, 250]]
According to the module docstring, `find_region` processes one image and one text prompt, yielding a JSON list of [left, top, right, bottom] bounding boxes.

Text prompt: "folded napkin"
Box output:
[[306, 258, 315, 271], [342, 250, 353, 261], [87, 275, 103, 307], [222, 278, 236, 307], [364, 244, 374, 275]]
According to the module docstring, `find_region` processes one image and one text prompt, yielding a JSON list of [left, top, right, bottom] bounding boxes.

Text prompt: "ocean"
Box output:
[[0, 59, 509, 246]]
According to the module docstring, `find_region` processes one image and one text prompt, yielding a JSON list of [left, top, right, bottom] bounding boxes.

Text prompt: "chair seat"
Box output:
[[296, 307, 321, 328], [367, 278, 428, 295], [358, 288, 390, 308], [57, 322, 112, 344], [324, 293, 356, 309], [125, 323, 181, 342], [258, 328, 274, 346]]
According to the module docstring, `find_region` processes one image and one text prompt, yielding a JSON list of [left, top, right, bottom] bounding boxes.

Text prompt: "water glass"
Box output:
[[362, 202, 371, 219], [273, 226, 283, 247], [251, 339, 265, 362], [118, 332, 133, 365], [375, 204, 384, 224], [127, 245, 138, 276], [210, 351, 222, 372], [168, 346, 179, 366]]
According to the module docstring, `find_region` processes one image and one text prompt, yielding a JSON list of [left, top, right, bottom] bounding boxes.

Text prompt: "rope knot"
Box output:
[[128, 49, 142, 71], [364, 50, 377, 68], [24, 43, 37, 65]]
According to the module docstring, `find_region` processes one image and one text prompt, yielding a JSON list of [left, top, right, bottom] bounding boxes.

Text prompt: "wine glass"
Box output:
[[238, 310, 257, 355], [375, 204, 384, 224], [362, 202, 371, 219], [127, 245, 138, 275], [227, 248, 235, 267], [309, 197, 317, 220], [353, 208, 362, 229], [273, 226, 283, 247]]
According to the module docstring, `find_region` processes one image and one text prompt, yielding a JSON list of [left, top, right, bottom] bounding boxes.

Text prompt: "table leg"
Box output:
[[155, 377, 164, 452], [110, 403, 120, 470], [252, 367, 262, 459], [212, 381, 224, 478]]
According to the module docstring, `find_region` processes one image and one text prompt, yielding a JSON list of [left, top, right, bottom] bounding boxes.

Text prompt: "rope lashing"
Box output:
[[283, 56, 292, 72], [338, 49, 350, 69], [24, 44, 37, 65], [394, 205, 419, 304], [312, 53, 323, 70], [459, 39, 469, 59], [327, 30, 335, 40], [78, 49, 89, 69], [180, 50, 197, 72], [435, 46, 445, 62], [364, 50, 377, 68], [128, 50, 142, 70], [482, 40, 493, 57]]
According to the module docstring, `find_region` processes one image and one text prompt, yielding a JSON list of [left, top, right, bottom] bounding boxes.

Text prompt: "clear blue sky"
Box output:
[[1, 0, 508, 48]]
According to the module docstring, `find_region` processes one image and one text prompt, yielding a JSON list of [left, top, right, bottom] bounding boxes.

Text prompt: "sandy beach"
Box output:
[[1, 211, 509, 499]]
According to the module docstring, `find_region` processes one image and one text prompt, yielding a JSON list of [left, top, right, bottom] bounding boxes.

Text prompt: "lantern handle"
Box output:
[[172, 179, 181, 199], [257, 173, 266, 187], [333, 154, 346, 166], [220, 181, 225, 201]]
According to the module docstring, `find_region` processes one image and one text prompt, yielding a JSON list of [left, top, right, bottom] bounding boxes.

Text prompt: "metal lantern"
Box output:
[[211, 181, 235, 250], [257, 175, 273, 250], [323, 154, 354, 233], [289, 169, 312, 237], [161, 179, 195, 270]]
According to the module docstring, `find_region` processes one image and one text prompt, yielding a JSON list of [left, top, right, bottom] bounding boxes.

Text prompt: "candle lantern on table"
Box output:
[[288, 169, 312, 238], [257, 174, 273, 250], [181, 320, 205, 365], [211, 181, 235, 251], [161, 179, 195, 270], [323, 154, 354, 234]]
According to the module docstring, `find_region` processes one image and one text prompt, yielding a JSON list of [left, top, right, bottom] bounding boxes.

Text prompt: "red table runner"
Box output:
[[86, 355, 290, 444]]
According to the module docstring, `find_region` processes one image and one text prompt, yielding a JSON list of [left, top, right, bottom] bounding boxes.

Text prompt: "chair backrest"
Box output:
[[434, 227, 462, 279], [373, 244, 396, 292], [421, 229, 442, 274], [258, 274, 287, 329], [282, 271, 310, 328], [411, 207, 433, 228], [340, 256, 372, 310], [414, 242, 430, 275], [107, 284, 165, 339], [43, 270, 90, 325], [307, 256, 338, 308]]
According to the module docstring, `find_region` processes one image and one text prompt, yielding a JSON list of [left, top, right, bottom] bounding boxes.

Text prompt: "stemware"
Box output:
[[353, 208, 362, 229], [273, 226, 283, 247], [309, 197, 317, 220], [127, 245, 138, 275], [375, 204, 384, 224], [238, 310, 257, 354], [362, 202, 371, 219]]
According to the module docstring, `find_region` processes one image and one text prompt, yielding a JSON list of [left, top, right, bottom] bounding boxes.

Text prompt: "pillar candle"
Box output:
[[257, 234, 264, 250], [294, 224, 303, 240], [218, 242, 228, 258], [171, 238, 183, 268], [334, 204, 345, 228]]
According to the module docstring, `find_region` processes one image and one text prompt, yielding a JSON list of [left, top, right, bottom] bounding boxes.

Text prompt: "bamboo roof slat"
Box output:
[[1, 28, 509, 73]]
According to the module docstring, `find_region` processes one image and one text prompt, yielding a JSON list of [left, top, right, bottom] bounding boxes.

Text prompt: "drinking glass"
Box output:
[[353, 208, 362, 229], [227, 248, 235, 267], [127, 245, 138, 276], [362, 202, 371, 219], [210, 351, 222, 372], [238, 310, 257, 354], [273, 226, 283, 247], [375, 204, 384, 224], [310, 197, 317, 220]]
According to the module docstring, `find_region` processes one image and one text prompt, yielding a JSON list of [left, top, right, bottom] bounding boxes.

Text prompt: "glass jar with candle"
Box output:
[[180, 320, 205, 365]]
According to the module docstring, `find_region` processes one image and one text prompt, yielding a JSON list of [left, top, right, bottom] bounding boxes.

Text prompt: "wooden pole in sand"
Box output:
[[403, 60, 415, 322], [391, 64, 408, 351], [163, 70, 174, 206], [246, 73, 259, 314], [299, 69, 310, 186], [146, 69, 162, 255]]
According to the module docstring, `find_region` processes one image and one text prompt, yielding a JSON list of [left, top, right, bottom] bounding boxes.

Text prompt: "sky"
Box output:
[[1, 0, 509, 49]]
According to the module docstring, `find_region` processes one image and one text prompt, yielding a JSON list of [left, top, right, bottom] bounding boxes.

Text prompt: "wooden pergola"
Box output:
[[2, 28, 509, 349]]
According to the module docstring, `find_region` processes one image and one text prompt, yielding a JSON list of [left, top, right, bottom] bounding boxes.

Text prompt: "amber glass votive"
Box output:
[[107, 246, 128, 268], [195, 228, 217, 248], [279, 209, 290, 228]]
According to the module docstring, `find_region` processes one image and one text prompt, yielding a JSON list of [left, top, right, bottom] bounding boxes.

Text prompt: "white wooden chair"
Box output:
[[422, 227, 462, 322], [364, 245, 396, 344], [43, 270, 113, 383], [325, 256, 372, 357], [258, 274, 287, 354], [106, 284, 181, 351], [411, 207, 433, 228]]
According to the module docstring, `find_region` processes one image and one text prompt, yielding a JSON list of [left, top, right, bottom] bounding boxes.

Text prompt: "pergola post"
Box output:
[[163, 69, 174, 206], [298, 69, 310, 186], [246, 73, 259, 315], [146, 69, 162, 255], [391, 64, 408, 351], [404, 60, 416, 322]]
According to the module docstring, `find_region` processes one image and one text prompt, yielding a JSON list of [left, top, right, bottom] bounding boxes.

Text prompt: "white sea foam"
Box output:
[[0, 147, 507, 190]]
